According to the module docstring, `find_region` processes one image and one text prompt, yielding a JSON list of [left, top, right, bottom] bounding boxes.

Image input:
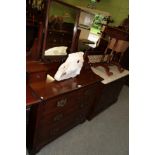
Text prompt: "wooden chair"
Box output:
[[101, 26, 129, 76]]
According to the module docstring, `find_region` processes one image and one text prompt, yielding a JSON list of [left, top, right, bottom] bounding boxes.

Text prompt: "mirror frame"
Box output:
[[41, 0, 81, 60]]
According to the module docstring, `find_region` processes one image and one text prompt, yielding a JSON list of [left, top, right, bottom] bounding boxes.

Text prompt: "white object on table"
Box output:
[[54, 52, 84, 81], [44, 46, 67, 56]]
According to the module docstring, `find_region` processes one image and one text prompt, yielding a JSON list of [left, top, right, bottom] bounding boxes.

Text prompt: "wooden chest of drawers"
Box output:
[[26, 61, 128, 154], [26, 65, 102, 154]]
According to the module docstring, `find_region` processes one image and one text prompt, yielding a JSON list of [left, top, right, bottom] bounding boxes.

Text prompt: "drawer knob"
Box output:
[[57, 99, 67, 107]]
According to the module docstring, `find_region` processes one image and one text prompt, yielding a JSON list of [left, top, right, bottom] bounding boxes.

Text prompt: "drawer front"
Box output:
[[29, 72, 47, 83], [38, 106, 79, 127], [34, 111, 82, 147], [38, 90, 83, 117]]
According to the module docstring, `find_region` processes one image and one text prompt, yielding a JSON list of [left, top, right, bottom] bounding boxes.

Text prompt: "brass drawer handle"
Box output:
[[57, 99, 67, 107], [53, 113, 63, 122]]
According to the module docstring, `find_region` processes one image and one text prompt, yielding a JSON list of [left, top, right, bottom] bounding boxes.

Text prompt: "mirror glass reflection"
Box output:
[[43, 0, 77, 56]]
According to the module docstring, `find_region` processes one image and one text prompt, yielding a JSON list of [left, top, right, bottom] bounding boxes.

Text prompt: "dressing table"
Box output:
[[26, 1, 128, 154], [26, 60, 128, 155], [26, 61, 103, 154]]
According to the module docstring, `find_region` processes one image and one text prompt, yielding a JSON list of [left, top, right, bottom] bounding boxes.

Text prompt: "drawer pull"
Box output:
[[53, 114, 63, 122], [57, 99, 67, 107]]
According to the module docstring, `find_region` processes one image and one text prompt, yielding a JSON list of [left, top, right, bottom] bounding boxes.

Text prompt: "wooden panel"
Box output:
[[26, 84, 41, 107], [88, 77, 125, 120], [28, 72, 47, 83]]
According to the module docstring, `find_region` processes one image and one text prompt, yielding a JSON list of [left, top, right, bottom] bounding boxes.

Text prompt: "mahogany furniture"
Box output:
[[26, 0, 47, 60], [86, 26, 129, 76], [88, 76, 126, 119], [26, 0, 82, 61], [26, 60, 128, 155], [101, 26, 129, 74], [26, 61, 102, 154], [45, 23, 74, 50], [42, 0, 81, 57], [26, 1, 129, 154], [26, 85, 41, 127]]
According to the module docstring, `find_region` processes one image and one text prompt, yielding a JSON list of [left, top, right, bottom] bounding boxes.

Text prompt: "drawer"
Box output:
[[38, 90, 83, 117], [29, 72, 47, 83], [35, 111, 82, 147], [38, 106, 79, 127]]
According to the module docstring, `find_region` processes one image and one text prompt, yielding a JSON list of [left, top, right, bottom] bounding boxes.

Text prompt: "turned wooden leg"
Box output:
[[112, 62, 124, 73], [117, 65, 124, 73], [102, 63, 113, 76]]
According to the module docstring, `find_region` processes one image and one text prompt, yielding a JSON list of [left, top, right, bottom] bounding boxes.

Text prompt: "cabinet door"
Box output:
[[89, 78, 125, 119], [99, 78, 124, 109]]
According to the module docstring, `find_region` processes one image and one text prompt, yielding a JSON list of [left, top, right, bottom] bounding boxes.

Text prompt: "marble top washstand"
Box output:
[[91, 65, 129, 84]]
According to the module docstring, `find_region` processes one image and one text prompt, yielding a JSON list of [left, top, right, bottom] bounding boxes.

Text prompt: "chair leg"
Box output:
[[112, 62, 124, 73], [117, 65, 124, 73], [101, 63, 113, 76]]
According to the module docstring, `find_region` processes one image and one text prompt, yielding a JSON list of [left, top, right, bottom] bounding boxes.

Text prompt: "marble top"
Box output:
[[91, 65, 129, 84]]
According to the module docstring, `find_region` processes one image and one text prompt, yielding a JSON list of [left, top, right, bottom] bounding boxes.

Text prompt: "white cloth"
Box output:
[[54, 52, 84, 81], [44, 46, 67, 56]]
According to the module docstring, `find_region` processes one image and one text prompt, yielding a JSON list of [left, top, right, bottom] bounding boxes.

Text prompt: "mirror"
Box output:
[[42, 0, 80, 59], [77, 7, 110, 51]]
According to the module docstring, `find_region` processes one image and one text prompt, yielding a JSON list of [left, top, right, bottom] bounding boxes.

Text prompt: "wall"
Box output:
[[63, 0, 129, 26]]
